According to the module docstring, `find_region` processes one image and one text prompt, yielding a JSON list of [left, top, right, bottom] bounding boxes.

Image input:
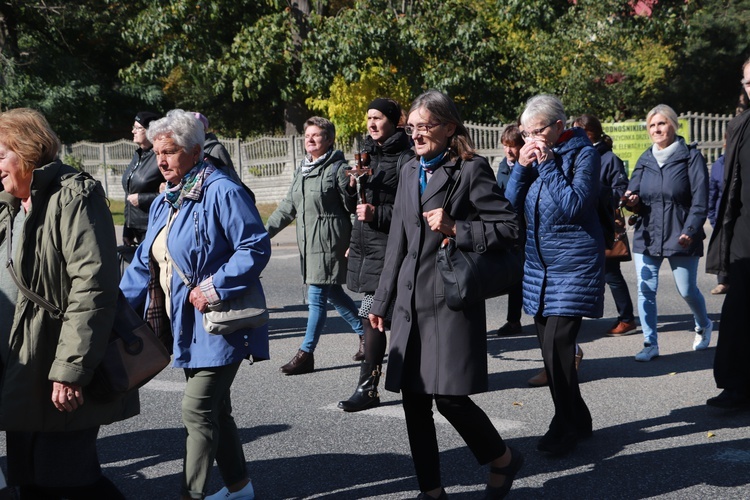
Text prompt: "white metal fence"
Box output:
[[63, 113, 732, 205]]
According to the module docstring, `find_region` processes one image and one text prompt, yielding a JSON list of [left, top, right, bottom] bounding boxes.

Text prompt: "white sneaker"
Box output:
[[635, 345, 659, 362], [693, 320, 713, 351], [205, 481, 255, 500]]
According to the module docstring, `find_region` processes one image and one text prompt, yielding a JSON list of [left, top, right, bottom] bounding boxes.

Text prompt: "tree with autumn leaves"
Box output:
[[1, 0, 750, 142]]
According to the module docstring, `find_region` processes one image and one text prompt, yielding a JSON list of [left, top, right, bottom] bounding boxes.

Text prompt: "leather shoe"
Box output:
[[495, 321, 523, 336], [537, 430, 578, 456], [280, 349, 314, 375], [606, 320, 637, 337], [711, 284, 729, 295], [706, 389, 750, 409], [485, 447, 524, 499]]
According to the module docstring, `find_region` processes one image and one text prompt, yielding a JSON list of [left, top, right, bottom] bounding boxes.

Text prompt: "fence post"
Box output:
[[100, 143, 109, 198]]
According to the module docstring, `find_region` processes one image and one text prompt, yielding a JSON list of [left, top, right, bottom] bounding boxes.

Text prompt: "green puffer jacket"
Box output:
[[0, 161, 139, 432], [265, 149, 352, 285]]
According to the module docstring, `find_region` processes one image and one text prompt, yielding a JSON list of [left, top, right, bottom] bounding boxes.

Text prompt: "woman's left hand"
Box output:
[[52, 381, 83, 412], [422, 208, 456, 236], [678, 233, 693, 248], [189, 287, 210, 313]]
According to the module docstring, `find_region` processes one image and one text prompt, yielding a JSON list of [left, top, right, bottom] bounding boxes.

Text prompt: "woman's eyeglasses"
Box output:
[[521, 122, 556, 139], [405, 123, 443, 136]]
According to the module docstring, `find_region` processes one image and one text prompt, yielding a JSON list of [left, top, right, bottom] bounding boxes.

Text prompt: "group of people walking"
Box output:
[[0, 55, 748, 499]]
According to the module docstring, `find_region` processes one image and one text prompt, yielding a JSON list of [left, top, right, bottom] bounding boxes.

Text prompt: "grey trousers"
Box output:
[[182, 362, 246, 499]]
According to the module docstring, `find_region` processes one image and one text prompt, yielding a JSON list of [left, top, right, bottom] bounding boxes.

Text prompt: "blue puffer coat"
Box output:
[[627, 137, 707, 257], [505, 127, 605, 318]]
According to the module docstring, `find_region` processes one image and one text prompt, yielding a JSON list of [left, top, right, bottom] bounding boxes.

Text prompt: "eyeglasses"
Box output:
[[404, 123, 442, 136], [304, 133, 325, 140], [521, 122, 556, 139], [742, 79, 750, 87], [132, 125, 146, 132]]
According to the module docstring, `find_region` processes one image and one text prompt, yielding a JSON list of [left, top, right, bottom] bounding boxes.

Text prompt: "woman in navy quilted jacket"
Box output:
[[505, 94, 605, 457]]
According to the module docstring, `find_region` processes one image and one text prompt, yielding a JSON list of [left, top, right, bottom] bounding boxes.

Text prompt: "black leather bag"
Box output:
[[437, 236, 523, 311], [435, 163, 524, 311]]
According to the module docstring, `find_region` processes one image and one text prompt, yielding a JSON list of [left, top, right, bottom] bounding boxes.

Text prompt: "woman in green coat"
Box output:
[[266, 116, 364, 375], [0, 108, 136, 499]]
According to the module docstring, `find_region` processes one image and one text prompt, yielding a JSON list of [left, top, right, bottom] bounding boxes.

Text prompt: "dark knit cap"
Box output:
[[135, 111, 160, 128], [368, 98, 401, 126]]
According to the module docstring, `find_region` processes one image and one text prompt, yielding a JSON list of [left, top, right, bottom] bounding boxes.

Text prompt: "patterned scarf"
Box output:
[[300, 148, 333, 177], [164, 161, 217, 209]]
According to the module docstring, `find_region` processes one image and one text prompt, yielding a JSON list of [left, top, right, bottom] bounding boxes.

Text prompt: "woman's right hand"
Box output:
[[623, 190, 640, 208], [519, 138, 550, 166], [369, 313, 385, 332]]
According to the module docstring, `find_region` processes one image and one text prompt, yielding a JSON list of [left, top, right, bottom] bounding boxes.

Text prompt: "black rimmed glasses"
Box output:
[[405, 123, 443, 136], [521, 121, 556, 139]]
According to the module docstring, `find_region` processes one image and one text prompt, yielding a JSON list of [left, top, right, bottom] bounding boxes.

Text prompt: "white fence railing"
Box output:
[[63, 113, 733, 205]]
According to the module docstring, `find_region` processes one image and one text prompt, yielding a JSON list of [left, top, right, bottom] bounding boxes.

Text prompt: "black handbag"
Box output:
[[2, 202, 170, 402], [435, 162, 524, 311]]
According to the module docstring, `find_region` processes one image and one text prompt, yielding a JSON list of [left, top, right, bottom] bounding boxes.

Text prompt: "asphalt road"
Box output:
[[2, 224, 748, 499]]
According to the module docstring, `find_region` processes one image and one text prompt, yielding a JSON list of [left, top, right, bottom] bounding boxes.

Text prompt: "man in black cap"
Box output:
[[122, 111, 162, 246]]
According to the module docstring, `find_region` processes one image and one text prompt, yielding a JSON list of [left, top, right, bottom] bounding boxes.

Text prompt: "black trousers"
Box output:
[[402, 391, 506, 492], [534, 315, 592, 436], [714, 258, 750, 391], [505, 281, 523, 323]]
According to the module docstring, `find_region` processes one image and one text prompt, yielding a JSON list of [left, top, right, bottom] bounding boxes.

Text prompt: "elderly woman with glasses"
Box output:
[[120, 109, 270, 500], [505, 94, 605, 457], [623, 104, 710, 362], [369, 90, 522, 499]]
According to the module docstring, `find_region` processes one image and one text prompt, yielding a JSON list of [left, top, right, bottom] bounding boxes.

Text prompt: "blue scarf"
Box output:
[[419, 150, 448, 195], [164, 161, 217, 210]]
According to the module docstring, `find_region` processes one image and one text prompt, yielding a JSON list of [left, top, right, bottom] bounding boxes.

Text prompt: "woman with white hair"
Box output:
[[623, 104, 711, 362], [505, 94, 604, 457], [120, 109, 271, 500]]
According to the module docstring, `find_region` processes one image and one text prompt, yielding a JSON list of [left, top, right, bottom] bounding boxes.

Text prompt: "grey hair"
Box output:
[[409, 89, 475, 160], [520, 94, 566, 129], [147, 109, 205, 158], [304, 116, 336, 142], [646, 104, 679, 131]]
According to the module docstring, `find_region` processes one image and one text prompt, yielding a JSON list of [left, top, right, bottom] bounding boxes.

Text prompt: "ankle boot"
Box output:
[[280, 349, 314, 375], [338, 362, 381, 412], [353, 334, 365, 361]]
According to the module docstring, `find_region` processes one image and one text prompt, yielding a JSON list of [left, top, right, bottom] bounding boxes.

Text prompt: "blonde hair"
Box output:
[[0, 108, 61, 173], [646, 104, 679, 131]]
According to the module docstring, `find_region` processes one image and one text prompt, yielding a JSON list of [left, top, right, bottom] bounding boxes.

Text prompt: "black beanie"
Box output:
[[368, 98, 401, 127], [135, 111, 160, 128]]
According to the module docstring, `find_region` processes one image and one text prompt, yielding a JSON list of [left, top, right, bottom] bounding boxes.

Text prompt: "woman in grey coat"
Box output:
[[370, 90, 522, 500]]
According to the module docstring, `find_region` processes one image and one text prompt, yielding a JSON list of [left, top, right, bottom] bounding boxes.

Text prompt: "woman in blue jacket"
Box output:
[[120, 109, 270, 500], [624, 104, 711, 362], [505, 94, 604, 457]]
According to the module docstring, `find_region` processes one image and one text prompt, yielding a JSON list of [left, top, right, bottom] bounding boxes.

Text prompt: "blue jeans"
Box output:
[[634, 253, 710, 347], [301, 284, 364, 353]]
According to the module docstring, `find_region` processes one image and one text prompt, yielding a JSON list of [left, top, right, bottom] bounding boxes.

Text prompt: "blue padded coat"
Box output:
[[505, 127, 605, 318]]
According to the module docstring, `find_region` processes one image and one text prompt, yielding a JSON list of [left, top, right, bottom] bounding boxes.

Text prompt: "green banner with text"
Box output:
[[603, 119, 690, 177]]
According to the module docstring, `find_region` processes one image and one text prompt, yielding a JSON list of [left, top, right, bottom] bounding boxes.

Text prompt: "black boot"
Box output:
[[352, 334, 365, 361], [338, 362, 381, 412]]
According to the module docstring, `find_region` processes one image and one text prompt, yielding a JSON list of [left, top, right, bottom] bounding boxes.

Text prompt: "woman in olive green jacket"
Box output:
[[266, 116, 364, 375], [0, 108, 136, 498]]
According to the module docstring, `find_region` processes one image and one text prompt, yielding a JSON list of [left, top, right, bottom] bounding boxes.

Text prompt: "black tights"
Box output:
[[18, 476, 125, 500], [363, 319, 387, 365]]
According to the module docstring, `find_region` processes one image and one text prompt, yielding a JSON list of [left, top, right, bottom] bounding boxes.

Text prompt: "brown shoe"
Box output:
[[606, 320, 637, 337], [280, 349, 314, 375], [528, 368, 547, 386], [353, 335, 365, 361], [711, 284, 729, 295]]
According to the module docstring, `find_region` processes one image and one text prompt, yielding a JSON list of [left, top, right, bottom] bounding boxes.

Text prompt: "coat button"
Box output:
[[405, 312, 411, 322], [406, 282, 413, 290], [412, 251, 417, 259]]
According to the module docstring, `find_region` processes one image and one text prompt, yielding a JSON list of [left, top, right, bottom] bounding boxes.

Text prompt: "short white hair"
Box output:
[[147, 109, 205, 158], [520, 94, 566, 129]]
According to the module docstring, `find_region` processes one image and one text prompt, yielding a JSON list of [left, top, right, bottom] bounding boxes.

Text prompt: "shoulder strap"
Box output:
[[1, 204, 64, 320], [441, 160, 464, 211], [396, 150, 410, 172], [165, 209, 193, 289]]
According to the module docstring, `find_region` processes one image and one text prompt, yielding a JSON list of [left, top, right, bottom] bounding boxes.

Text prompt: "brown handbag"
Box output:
[[605, 207, 632, 261]]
